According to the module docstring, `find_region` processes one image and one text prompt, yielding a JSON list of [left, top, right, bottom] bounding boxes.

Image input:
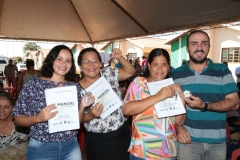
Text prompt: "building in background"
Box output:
[[101, 38, 170, 61]]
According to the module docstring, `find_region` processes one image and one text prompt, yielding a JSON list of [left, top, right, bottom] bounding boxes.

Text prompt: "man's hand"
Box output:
[[184, 94, 205, 110], [176, 125, 191, 144]]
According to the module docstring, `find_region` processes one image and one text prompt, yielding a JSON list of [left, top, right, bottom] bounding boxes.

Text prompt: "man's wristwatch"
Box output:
[[201, 103, 208, 112]]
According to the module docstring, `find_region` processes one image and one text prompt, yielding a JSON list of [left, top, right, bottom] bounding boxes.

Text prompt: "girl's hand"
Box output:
[[88, 102, 104, 119], [37, 104, 58, 122]]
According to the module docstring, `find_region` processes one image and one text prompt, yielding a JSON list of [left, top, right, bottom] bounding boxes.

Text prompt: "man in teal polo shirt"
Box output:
[[172, 30, 239, 160]]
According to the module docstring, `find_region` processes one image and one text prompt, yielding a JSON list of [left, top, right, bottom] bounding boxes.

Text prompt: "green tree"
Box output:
[[23, 42, 41, 53], [13, 56, 23, 63]]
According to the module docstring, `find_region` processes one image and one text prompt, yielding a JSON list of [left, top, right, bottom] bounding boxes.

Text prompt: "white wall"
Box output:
[[99, 53, 110, 64], [209, 27, 240, 81], [211, 27, 240, 62], [123, 41, 143, 59]]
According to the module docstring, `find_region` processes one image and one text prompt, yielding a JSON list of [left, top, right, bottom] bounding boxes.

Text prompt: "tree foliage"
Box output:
[[23, 42, 41, 53], [12, 56, 23, 62]]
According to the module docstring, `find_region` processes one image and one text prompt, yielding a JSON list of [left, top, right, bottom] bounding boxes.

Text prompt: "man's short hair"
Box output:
[[187, 30, 210, 46]]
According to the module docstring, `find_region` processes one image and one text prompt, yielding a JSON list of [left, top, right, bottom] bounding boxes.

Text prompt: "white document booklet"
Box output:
[[85, 76, 122, 119], [45, 86, 79, 133], [147, 78, 186, 118]]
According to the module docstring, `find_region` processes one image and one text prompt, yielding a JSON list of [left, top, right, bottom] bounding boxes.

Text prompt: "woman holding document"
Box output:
[[12, 45, 93, 160], [77, 48, 135, 160], [123, 48, 186, 160]]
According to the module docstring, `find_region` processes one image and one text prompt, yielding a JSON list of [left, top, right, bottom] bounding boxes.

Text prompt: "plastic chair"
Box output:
[[77, 123, 85, 151], [232, 148, 240, 160], [226, 121, 240, 160]]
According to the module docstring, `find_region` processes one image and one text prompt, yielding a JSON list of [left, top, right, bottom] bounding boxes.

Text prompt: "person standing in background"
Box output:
[[141, 56, 147, 68], [128, 59, 133, 65], [119, 80, 128, 100], [133, 58, 143, 78], [4, 59, 18, 87], [182, 59, 187, 66], [16, 59, 41, 97]]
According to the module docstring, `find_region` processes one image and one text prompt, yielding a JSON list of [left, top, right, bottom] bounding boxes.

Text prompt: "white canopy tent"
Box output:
[[1, 0, 240, 43]]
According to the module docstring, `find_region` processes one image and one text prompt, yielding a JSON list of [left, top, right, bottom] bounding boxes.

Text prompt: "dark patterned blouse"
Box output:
[[12, 78, 82, 142]]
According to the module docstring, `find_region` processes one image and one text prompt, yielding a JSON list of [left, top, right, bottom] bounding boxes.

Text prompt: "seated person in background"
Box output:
[[0, 93, 28, 160], [17, 59, 41, 97]]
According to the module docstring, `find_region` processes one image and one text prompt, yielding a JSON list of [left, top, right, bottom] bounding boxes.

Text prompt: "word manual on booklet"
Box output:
[[45, 86, 79, 133]]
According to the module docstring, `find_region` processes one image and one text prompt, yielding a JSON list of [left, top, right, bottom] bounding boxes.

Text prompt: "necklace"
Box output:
[[41, 77, 66, 87], [55, 82, 64, 87]]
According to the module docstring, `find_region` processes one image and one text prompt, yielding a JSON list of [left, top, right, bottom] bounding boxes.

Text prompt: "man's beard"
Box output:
[[189, 49, 208, 64]]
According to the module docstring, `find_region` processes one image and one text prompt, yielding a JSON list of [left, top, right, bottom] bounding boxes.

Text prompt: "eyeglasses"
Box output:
[[81, 59, 100, 65]]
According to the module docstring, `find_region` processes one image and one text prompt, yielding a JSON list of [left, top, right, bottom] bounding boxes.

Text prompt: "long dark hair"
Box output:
[[41, 45, 76, 81], [26, 59, 34, 70], [142, 48, 171, 79]]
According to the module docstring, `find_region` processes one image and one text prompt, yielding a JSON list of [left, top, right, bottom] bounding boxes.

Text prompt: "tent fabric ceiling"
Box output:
[[1, 0, 240, 43]]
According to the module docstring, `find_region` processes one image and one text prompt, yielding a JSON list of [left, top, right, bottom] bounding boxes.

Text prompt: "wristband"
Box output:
[[201, 103, 208, 112]]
